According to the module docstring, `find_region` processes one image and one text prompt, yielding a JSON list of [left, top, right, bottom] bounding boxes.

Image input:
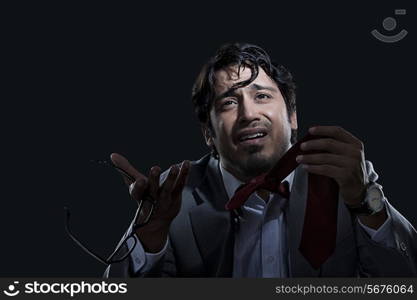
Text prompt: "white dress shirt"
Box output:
[[127, 159, 396, 276], [219, 160, 293, 277]]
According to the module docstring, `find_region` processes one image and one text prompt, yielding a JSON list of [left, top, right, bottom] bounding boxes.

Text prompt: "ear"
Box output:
[[289, 110, 298, 130], [202, 126, 213, 147]]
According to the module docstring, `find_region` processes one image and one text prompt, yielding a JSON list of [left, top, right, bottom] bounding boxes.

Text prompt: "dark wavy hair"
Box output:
[[191, 42, 297, 158]]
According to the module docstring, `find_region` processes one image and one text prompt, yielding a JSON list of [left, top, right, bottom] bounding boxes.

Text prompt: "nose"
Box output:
[[237, 95, 260, 125]]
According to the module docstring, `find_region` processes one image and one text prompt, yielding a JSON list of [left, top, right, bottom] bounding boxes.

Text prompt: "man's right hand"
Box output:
[[110, 153, 190, 253]]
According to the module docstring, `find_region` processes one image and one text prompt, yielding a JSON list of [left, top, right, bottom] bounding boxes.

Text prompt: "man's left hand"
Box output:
[[296, 126, 368, 206]]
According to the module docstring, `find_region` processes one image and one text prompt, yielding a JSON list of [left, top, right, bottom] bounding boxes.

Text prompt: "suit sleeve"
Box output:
[[353, 160, 417, 277]]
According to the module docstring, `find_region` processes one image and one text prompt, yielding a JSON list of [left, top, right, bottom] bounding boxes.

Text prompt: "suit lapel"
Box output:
[[189, 156, 234, 277]]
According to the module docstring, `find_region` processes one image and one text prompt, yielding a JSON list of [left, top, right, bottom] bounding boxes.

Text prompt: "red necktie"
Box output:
[[225, 134, 339, 269]]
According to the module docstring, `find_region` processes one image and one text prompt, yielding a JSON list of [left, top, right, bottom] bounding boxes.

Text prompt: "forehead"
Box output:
[[214, 65, 277, 93]]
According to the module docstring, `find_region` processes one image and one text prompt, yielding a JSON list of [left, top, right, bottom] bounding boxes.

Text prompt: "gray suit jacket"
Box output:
[[104, 153, 417, 277]]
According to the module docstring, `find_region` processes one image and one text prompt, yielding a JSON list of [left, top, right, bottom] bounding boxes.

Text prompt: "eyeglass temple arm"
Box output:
[[64, 207, 111, 265], [65, 207, 138, 266], [64, 161, 151, 265]]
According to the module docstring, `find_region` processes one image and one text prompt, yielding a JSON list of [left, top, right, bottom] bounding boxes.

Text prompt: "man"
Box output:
[[103, 43, 417, 277]]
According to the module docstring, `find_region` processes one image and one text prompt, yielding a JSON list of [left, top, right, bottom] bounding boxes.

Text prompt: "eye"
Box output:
[[220, 98, 237, 108], [256, 93, 272, 100]]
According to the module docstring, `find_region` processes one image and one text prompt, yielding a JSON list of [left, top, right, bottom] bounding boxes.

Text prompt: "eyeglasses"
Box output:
[[64, 160, 156, 266]]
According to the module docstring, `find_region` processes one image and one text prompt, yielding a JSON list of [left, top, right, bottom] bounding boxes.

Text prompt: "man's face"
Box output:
[[205, 65, 297, 181]]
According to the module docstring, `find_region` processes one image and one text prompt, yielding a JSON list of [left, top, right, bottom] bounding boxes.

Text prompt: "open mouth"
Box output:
[[236, 128, 268, 146], [235, 128, 269, 146], [238, 132, 267, 142]]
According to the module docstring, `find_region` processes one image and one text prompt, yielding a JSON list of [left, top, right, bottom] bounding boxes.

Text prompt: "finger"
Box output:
[[130, 177, 148, 203], [302, 164, 344, 180], [148, 165, 161, 198], [309, 126, 363, 148], [159, 164, 180, 199], [300, 138, 362, 160], [296, 153, 356, 168], [130, 179, 153, 224], [172, 160, 191, 196], [110, 153, 146, 185]]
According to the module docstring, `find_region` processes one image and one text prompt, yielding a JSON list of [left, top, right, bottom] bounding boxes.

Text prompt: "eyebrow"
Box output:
[[250, 83, 279, 93], [214, 83, 279, 103]]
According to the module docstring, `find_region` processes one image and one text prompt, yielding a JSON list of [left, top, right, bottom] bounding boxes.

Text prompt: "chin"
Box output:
[[240, 150, 277, 177]]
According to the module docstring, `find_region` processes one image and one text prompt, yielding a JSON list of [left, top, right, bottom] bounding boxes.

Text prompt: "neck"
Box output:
[[219, 159, 266, 183]]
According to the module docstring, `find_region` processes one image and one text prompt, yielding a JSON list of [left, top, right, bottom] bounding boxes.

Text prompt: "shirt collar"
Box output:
[[218, 159, 295, 200]]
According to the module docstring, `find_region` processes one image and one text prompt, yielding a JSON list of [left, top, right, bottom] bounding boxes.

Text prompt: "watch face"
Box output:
[[367, 187, 384, 211]]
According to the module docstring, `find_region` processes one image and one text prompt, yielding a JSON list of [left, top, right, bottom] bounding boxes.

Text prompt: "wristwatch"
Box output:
[[345, 182, 386, 216]]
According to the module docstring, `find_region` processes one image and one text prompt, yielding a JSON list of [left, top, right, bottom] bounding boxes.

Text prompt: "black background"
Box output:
[[2, 1, 415, 277]]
